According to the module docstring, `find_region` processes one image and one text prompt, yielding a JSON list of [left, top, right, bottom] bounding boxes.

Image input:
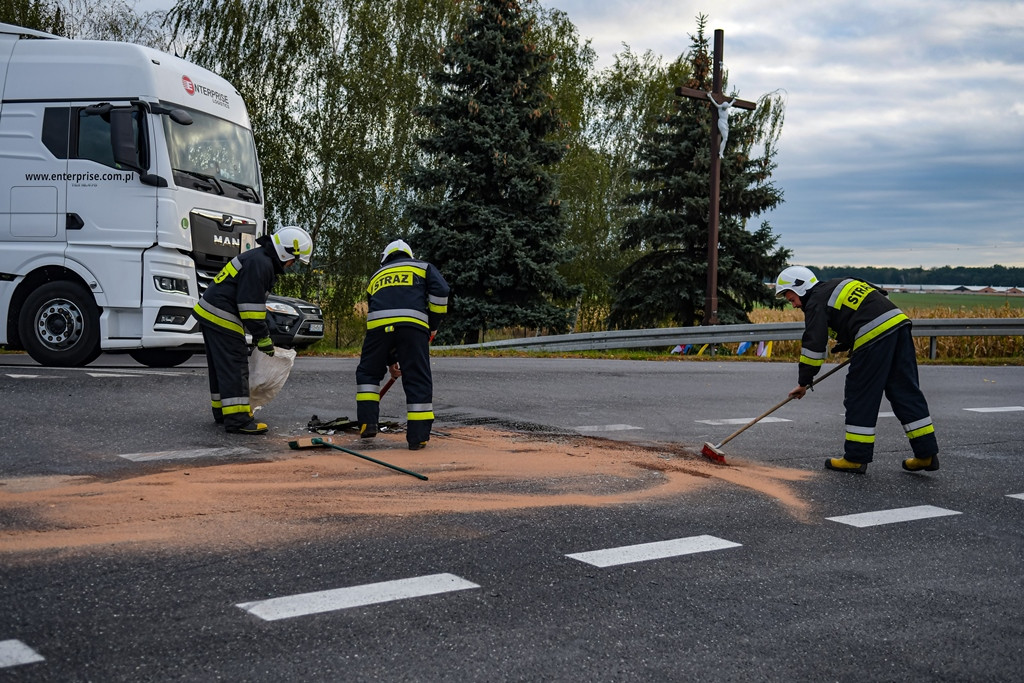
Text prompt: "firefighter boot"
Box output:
[[824, 457, 868, 474], [227, 419, 268, 435], [903, 454, 940, 472]]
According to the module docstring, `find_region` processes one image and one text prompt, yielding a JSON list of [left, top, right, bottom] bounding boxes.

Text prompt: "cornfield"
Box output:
[[751, 302, 1024, 362]]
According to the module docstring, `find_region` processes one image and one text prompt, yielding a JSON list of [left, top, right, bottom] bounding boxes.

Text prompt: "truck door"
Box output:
[[0, 103, 68, 244], [64, 103, 157, 309]]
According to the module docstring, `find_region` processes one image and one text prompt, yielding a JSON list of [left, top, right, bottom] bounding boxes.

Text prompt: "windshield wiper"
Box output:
[[221, 178, 261, 202], [176, 169, 225, 195]]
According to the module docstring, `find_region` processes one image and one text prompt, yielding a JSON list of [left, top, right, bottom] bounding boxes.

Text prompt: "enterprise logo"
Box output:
[[181, 74, 230, 109]]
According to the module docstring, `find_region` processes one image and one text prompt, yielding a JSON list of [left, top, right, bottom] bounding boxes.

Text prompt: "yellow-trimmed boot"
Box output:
[[824, 457, 868, 474], [227, 419, 268, 435], [903, 454, 940, 472]]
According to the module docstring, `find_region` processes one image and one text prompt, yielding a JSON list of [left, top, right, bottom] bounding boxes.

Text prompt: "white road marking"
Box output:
[[86, 372, 142, 378], [118, 447, 253, 462], [575, 424, 642, 432], [566, 535, 742, 568], [1007, 493, 1024, 501], [827, 505, 961, 528], [4, 374, 52, 379], [237, 573, 480, 621], [964, 406, 1024, 413], [0, 640, 44, 668], [697, 417, 790, 426], [878, 411, 896, 418]]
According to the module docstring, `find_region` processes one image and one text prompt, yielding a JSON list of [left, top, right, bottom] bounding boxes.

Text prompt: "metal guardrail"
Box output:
[[437, 318, 1024, 359]]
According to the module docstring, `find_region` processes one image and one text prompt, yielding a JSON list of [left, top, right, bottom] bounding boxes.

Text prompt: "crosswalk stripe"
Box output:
[[964, 406, 1024, 413], [827, 505, 961, 528], [575, 424, 642, 432], [0, 640, 45, 668], [86, 372, 142, 378], [118, 447, 253, 462], [566, 535, 742, 568], [1007, 493, 1024, 501], [236, 573, 480, 621]]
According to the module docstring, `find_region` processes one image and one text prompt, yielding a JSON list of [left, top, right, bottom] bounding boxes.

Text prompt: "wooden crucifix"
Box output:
[[675, 29, 756, 326]]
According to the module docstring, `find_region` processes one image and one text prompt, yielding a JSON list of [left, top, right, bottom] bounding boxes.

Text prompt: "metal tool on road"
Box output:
[[700, 358, 851, 465], [288, 436, 429, 481]]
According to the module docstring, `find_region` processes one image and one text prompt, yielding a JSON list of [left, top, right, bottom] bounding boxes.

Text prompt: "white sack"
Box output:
[[248, 346, 297, 407]]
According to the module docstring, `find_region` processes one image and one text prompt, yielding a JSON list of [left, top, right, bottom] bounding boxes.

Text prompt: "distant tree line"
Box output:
[[811, 265, 1024, 287]]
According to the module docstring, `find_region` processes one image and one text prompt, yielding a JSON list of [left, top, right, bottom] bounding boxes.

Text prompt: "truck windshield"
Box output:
[[163, 106, 262, 202]]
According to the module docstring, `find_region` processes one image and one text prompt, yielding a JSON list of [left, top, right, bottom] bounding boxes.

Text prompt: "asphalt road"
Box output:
[[1, 353, 1022, 681]]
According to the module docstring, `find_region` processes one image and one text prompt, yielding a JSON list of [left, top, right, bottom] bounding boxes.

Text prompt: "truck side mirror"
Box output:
[[110, 109, 140, 171], [109, 107, 168, 187], [168, 109, 193, 125]]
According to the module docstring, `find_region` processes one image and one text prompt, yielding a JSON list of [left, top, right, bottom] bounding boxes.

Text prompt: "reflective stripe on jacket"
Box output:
[[365, 257, 450, 331], [797, 278, 910, 386], [193, 240, 281, 338]]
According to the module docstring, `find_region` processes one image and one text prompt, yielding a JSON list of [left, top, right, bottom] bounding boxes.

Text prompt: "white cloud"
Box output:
[[545, 0, 1024, 268]]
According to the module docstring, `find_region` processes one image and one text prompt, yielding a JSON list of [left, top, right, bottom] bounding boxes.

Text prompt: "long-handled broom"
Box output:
[[700, 358, 851, 464], [288, 436, 428, 480]]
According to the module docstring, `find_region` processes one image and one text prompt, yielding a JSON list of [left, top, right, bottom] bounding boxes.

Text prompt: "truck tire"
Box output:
[[128, 349, 193, 368], [19, 281, 102, 367]]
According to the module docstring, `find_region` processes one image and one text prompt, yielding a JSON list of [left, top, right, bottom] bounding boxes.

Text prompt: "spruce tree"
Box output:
[[609, 16, 790, 328], [407, 0, 579, 345]]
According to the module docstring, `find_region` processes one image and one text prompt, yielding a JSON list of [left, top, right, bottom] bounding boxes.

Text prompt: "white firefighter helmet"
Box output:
[[381, 239, 413, 264], [272, 226, 313, 265], [775, 266, 818, 298]]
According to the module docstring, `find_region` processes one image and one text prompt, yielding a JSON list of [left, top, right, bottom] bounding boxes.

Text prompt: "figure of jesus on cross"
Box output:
[[708, 92, 737, 157], [674, 29, 757, 326]]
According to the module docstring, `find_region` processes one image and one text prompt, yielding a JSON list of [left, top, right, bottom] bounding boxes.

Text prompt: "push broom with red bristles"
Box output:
[[701, 358, 851, 464]]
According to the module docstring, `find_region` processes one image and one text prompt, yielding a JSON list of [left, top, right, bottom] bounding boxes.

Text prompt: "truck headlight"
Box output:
[[154, 276, 189, 294]]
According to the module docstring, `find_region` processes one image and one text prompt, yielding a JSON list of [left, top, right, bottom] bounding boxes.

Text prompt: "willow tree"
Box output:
[[0, 0, 66, 34], [555, 47, 695, 331], [609, 16, 790, 328], [170, 0, 461, 343]]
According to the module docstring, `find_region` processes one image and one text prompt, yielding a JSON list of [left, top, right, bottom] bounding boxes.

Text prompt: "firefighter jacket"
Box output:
[[797, 278, 910, 387], [365, 256, 450, 332], [193, 236, 284, 339]]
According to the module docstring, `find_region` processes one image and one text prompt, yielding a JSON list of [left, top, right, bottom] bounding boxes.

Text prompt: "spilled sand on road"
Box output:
[[0, 426, 814, 557]]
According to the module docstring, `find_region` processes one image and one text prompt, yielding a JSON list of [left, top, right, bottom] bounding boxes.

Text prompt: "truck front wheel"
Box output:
[[19, 281, 102, 367]]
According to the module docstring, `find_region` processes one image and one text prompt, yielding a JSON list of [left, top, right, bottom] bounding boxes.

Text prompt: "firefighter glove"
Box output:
[[257, 336, 275, 356]]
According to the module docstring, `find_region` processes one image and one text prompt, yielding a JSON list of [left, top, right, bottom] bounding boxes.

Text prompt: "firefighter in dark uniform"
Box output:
[[776, 266, 939, 474], [356, 239, 450, 450], [193, 226, 313, 434]]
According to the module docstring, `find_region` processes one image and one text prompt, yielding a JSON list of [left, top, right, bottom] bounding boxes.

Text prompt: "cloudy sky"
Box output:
[[544, 0, 1024, 269]]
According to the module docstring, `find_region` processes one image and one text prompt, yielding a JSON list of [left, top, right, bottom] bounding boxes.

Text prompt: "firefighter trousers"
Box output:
[[200, 323, 254, 430], [356, 325, 434, 446], [843, 325, 938, 463]]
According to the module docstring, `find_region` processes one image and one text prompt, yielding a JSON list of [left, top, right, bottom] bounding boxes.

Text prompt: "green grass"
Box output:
[[888, 291, 1024, 311]]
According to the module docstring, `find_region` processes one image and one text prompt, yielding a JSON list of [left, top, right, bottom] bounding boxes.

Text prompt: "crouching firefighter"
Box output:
[[776, 266, 939, 474], [193, 226, 313, 434], [356, 239, 450, 450]]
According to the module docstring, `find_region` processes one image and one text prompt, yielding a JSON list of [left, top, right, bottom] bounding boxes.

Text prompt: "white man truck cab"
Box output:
[[0, 22, 266, 367]]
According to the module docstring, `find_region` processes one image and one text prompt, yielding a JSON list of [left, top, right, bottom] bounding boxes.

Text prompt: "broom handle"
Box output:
[[379, 331, 432, 399], [717, 358, 851, 448], [312, 438, 428, 481]]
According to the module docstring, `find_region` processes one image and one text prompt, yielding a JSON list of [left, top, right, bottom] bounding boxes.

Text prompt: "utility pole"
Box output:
[[675, 29, 756, 325]]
